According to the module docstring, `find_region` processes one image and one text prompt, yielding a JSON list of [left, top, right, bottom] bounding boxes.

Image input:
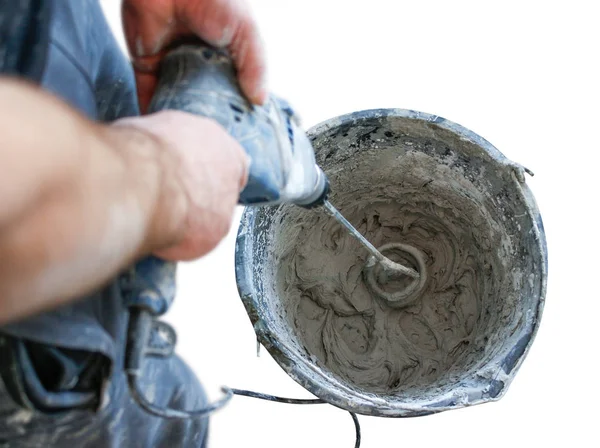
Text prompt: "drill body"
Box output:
[[148, 44, 328, 207]]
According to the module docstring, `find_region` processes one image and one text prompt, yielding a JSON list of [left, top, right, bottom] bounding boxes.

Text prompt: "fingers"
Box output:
[[133, 71, 158, 115], [178, 0, 267, 104], [122, 1, 179, 113], [122, 0, 267, 111], [121, 0, 175, 61], [228, 13, 267, 105]]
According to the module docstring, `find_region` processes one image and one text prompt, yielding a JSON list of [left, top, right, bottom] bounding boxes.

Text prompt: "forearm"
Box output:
[[0, 79, 186, 324]]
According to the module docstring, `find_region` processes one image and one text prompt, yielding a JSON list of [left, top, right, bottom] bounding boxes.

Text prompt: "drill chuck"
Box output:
[[294, 166, 329, 208]]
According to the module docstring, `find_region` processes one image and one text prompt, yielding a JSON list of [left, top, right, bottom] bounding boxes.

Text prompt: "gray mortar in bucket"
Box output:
[[234, 108, 547, 417]]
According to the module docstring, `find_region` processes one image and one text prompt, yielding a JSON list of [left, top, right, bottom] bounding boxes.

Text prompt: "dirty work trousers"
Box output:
[[0, 1, 209, 446]]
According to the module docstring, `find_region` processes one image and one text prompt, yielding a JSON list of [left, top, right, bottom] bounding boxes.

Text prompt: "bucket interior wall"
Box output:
[[241, 112, 545, 412]]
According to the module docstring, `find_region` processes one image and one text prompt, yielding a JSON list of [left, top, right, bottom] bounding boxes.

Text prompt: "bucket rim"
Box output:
[[234, 108, 548, 417]]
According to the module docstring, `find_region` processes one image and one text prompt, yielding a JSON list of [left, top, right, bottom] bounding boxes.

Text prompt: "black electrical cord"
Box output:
[[127, 374, 233, 418], [125, 308, 233, 418], [227, 388, 361, 448], [226, 388, 326, 404], [126, 309, 361, 447]]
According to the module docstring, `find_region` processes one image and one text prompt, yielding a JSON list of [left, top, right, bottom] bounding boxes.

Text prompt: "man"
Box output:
[[0, 0, 265, 446]]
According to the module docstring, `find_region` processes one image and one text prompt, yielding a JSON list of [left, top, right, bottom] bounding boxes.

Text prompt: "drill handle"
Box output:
[[148, 41, 289, 205]]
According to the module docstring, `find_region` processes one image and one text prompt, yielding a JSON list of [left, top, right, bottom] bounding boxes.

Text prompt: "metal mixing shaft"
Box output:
[[323, 201, 418, 278], [323, 201, 427, 307]]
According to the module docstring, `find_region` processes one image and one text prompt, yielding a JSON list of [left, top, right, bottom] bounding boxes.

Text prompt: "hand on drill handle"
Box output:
[[121, 0, 267, 259], [122, 0, 267, 112]]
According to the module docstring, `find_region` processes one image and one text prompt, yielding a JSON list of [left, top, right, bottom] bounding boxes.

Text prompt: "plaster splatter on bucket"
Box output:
[[235, 109, 546, 417]]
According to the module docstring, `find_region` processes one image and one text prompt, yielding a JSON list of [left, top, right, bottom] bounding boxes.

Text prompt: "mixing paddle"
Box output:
[[322, 200, 427, 307]]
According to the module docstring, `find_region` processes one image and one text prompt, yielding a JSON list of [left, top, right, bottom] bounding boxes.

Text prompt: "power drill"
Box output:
[[123, 41, 330, 418], [151, 42, 329, 206]]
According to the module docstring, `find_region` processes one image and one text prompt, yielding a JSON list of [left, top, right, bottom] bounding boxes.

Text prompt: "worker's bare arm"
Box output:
[[0, 79, 247, 324]]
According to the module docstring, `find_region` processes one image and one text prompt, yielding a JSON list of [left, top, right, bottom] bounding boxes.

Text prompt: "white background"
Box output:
[[101, 1, 598, 447]]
